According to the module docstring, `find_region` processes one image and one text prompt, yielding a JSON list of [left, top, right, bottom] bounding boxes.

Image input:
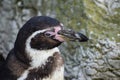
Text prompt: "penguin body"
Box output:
[[0, 16, 64, 80], [0, 16, 88, 80]]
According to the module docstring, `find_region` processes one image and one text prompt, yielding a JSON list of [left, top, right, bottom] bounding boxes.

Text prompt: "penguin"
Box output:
[[0, 16, 88, 80]]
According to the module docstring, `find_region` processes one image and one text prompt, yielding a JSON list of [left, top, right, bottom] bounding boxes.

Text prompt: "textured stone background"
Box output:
[[0, 0, 120, 80]]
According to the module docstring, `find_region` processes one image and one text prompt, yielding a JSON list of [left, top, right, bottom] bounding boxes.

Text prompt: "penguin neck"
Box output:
[[25, 47, 60, 68]]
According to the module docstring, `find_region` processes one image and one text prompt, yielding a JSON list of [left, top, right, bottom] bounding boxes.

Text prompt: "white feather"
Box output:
[[42, 66, 64, 80], [17, 70, 29, 80]]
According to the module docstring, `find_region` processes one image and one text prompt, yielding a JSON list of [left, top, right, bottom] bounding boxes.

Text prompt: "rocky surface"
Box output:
[[62, 39, 120, 80], [0, 0, 120, 80]]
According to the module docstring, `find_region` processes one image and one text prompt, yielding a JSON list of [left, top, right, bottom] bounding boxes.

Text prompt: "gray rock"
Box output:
[[108, 60, 120, 69], [85, 67, 97, 76]]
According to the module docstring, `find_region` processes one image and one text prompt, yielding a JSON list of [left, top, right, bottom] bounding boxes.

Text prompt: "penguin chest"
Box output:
[[42, 66, 64, 80], [17, 66, 64, 80], [17, 49, 64, 80]]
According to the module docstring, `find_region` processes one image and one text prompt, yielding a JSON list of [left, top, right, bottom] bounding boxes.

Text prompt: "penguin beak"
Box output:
[[44, 27, 89, 42], [58, 29, 89, 42]]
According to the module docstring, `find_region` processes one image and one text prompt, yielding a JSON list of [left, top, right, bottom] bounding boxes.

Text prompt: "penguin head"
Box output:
[[14, 16, 64, 52]]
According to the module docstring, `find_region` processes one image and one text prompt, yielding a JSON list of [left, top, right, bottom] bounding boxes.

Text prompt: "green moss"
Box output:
[[83, 0, 120, 42]]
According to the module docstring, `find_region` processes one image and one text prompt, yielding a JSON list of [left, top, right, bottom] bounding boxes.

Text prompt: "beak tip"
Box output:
[[77, 32, 89, 42], [58, 30, 89, 42]]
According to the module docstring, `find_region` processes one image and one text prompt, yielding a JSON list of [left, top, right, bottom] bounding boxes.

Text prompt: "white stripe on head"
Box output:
[[60, 23, 64, 27], [25, 29, 60, 68]]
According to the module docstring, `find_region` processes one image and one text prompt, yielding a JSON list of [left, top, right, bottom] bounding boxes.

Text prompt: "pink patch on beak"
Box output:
[[45, 26, 64, 42], [54, 27, 64, 42]]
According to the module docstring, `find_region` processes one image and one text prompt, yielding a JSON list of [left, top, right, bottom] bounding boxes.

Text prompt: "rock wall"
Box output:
[[0, 0, 120, 80]]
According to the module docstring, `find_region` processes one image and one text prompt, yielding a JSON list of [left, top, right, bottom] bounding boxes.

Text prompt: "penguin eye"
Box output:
[[44, 32, 52, 38], [44, 28, 55, 38]]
